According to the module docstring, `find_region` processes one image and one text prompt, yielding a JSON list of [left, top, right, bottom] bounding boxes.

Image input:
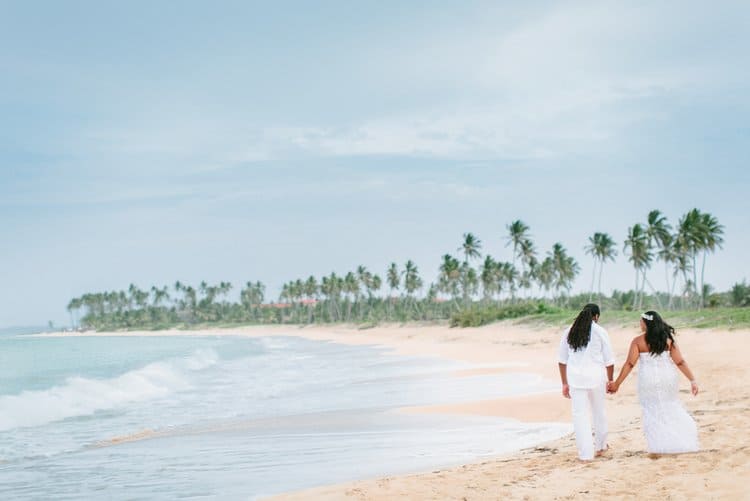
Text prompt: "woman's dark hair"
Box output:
[[567, 305, 597, 351], [583, 303, 600, 317], [643, 310, 676, 355]]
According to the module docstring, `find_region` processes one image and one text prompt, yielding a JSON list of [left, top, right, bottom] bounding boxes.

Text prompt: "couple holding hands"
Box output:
[[558, 304, 699, 461]]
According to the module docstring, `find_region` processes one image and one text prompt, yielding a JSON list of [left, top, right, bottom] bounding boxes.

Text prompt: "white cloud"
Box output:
[[43, 2, 750, 166]]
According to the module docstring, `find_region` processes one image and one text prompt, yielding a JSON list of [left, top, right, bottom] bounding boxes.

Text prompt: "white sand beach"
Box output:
[[43, 322, 750, 500]]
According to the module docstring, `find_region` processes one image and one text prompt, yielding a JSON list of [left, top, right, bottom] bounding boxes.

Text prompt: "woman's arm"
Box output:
[[601, 332, 616, 384], [558, 363, 570, 398], [557, 332, 571, 398], [670, 343, 699, 395], [608, 339, 640, 393]]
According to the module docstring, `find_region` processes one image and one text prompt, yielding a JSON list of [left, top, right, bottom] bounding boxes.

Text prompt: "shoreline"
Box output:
[[33, 323, 571, 423], [34, 322, 750, 499]]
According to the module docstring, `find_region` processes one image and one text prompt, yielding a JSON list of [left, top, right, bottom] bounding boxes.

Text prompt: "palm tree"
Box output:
[[425, 283, 439, 319], [151, 285, 170, 308], [656, 233, 678, 309], [459, 233, 482, 264], [182, 285, 198, 322], [623, 224, 652, 308], [386, 263, 400, 320], [371, 274, 382, 293], [457, 233, 482, 306], [303, 276, 318, 323], [355, 266, 373, 319], [66, 297, 81, 329], [518, 238, 537, 299], [387, 263, 400, 297], [402, 260, 423, 316], [319, 275, 332, 320], [646, 210, 672, 249], [549, 243, 579, 301], [498, 261, 519, 301], [460, 262, 479, 304], [402, 260, 423, 296], [506, 220, 530, 270], [241, 281, 265, 322], [327, 273, 345, 321], [217, 281, 232, 304], [356, 265, 371, 295], [438, 254, 461, 303], [343, 272, 359, 321], [370, 274, 382, 318], [698, 211, 724, 307], [677, 209, 702, 306], [536, 257, 555, 298], [584, 232, 617, 302], [644, 210, 672, 304], [480, 256, 499, 301], [672, 240, 693, 308]]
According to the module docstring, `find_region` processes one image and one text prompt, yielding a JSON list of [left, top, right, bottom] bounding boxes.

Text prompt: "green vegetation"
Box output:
[[513, 307, 750, 331], [66, 208, 747, 331], [449, 302, 563, 328]]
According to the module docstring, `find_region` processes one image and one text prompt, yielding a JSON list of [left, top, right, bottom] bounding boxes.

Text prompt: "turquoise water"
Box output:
[[0, 331, 569, 499]]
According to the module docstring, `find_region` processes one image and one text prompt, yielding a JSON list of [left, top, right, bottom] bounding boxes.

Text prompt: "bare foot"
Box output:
[[595, 445, 610, 457]]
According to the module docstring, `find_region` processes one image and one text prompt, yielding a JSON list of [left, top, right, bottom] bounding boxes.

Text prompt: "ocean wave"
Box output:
[[0, 349, 218, 431]]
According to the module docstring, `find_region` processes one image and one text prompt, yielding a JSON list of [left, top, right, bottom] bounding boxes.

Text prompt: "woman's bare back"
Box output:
[[633, 334, 672, 354]]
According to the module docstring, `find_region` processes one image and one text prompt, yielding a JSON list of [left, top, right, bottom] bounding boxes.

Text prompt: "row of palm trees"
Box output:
[[440, 231, 580, 305], [68, 233, 581, 328], [68, 281, 261, 329], [587, 209, 724, 309], [67, 208, 725, 329]]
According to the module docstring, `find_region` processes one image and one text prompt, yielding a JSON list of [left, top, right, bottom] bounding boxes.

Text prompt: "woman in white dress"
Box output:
[[607, 311, 699, 454]]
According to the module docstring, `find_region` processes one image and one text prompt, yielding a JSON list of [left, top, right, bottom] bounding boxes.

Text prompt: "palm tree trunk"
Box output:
[[692, 253, 699, 307], [643, 276, 664, 309], [665, 262, 673, 310], [639, 268, 650, 309], [700, 250, 707, 308], [597, 260, 604, 303], [680, 270, 690, 309], [589, 259, 596, 302]]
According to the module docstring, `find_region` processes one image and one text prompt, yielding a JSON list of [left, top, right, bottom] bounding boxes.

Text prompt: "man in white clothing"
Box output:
[[558, 303, 615, 461]]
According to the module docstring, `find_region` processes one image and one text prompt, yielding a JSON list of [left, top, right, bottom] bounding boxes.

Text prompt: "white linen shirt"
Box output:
[[558, 322, 615, 389]]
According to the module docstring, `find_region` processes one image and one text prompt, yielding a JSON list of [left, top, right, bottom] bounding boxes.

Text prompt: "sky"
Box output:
[[1, 1, 749, 327]]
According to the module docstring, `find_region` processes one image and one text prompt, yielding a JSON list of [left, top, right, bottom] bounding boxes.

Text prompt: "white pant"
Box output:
[[570, 384, 608, 460]]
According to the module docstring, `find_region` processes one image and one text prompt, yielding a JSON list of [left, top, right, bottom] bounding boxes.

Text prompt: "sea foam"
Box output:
[[0, 349, 218, 431]]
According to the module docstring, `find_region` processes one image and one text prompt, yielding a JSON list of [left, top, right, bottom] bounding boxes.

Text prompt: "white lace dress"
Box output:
[[638, 352, 699, 453]]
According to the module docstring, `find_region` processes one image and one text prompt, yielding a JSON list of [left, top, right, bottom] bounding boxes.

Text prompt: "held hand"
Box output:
[[691, 381, 699, 396], [606, 381, 619, 394], [562, 384, 570, 399]]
